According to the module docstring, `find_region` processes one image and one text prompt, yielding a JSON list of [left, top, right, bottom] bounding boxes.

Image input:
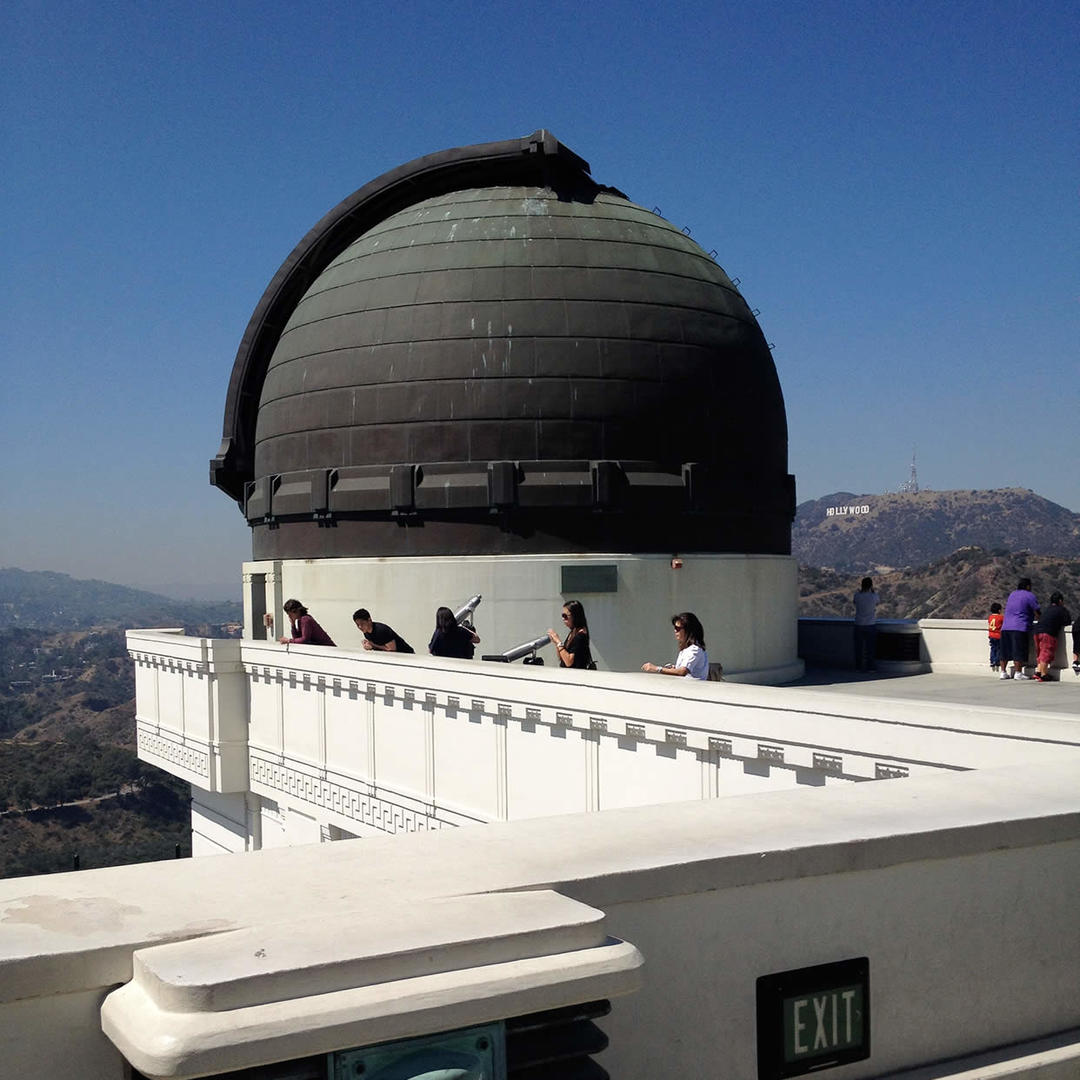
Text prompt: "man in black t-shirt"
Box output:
[[353, 608, 414, 654]]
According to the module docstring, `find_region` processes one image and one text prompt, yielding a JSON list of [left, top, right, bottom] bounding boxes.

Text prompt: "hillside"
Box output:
[[0, 568, 242, 631], [0, 570, 244, 879], [0, 780, 191, 878], [793, 489, 1080, 571], [2, 627, 139, 741], [800, 548, 1080, 620], [0, 623, 200, 878]]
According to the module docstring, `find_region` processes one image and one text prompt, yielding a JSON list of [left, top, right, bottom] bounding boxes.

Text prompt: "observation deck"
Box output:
[[0, 623, 1077, 1080]]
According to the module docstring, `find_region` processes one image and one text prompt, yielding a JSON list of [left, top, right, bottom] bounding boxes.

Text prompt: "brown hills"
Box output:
[[0, 572, 242, 878], [800, 548, 1080, 620], [793, 488, 1080, 571]]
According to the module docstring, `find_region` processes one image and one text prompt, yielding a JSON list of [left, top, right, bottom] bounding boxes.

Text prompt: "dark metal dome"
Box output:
[[212, 131, 794, 558]]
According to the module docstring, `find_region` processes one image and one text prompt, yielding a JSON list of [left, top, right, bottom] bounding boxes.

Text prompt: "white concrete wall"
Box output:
[[128, 630, 250, 792], [246, 553, 803, 684], [800, 617, 1079, 677], [599, 836, 1080, 1078], [237, 640, 1018, 842], [1, 759, 1078, 1080], [133, 631, 1080, 852], [920, 618, 1076, 675], [0, 988, 127, 1080], [190, 790, 250, 856]]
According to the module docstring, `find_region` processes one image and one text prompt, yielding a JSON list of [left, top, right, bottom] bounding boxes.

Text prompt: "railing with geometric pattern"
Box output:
[[129, 630, 1079, 839]]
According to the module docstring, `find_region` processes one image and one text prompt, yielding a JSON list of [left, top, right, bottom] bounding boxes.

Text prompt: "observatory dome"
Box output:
[[212, 131, 794, 559]]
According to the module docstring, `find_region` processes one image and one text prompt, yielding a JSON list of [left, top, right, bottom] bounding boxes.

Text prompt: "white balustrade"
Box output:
[[129, 632, 1080, 845], [127, 630, 249, 793]]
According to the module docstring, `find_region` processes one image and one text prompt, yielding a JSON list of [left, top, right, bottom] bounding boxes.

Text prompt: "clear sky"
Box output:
[[2, 0, 1077, 590]]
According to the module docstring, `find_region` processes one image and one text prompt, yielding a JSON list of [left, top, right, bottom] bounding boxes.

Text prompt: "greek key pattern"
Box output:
[[138, 727, 210, 778], [248, 754, 465, 834]]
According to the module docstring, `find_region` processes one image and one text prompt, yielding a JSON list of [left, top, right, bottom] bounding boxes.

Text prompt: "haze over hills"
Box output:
[[793, 488, 1080, 571], [0, 569, 242, 876], [144, 582, 241, 603], [0, 568, 242, 631]]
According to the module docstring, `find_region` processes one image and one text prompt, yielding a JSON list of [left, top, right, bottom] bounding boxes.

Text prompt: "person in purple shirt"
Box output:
[[274, 599, 336, 646], [1000, 577, 1039, 680]]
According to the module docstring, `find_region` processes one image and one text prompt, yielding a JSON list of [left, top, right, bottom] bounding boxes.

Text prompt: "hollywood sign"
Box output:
[[826, 505, 871, 517]]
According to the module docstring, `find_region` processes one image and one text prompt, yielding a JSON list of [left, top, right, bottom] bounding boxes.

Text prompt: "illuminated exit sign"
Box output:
[[757, 958, 870, 1078]]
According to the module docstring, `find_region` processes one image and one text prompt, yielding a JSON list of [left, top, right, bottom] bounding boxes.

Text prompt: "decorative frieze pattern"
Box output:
[[876, 762, 910, 780], [249, 670, 909, 786], [138, 727, 210, 779], [248, 752, 485, 833], [130, 651, 209, 677], [813, 752, 844, 775], [758, 743, 785, 763]]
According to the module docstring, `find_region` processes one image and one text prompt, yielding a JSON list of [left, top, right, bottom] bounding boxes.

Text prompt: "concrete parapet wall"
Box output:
[[920, 618, 1076, 675], [0, 759, 1078, 1079], [129, 632, 1080, 853], [799, 617, 929, 673], [801, 617, 1079, 678]]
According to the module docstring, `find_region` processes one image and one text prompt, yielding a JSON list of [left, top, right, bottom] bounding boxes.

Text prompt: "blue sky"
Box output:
[[2, 0, 1077, 590]]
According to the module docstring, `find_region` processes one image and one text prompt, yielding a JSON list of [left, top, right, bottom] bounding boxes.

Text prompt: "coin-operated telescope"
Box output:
[[452, 594, 482, 628], [482, 634, 552, 665]]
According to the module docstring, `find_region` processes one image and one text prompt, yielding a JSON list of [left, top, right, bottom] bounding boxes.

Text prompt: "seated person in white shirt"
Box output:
[[641, 612, 709, 680]]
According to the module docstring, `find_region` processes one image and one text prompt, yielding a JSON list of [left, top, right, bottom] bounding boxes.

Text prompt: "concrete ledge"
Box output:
[[128, 891, 609, 1013], [1, 757, 1079, 1078], [722, 659, 806, 685], [2, 759, 1078, 1003], [878, 1026, 1080, 1079], [101, 891, 642, 1079]]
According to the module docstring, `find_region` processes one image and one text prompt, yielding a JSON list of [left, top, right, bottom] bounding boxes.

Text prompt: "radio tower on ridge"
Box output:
[[900, 448, 919, 494]]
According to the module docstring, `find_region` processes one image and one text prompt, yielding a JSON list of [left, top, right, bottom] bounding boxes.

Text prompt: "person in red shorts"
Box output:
[[1033, 592, 1070, 682]]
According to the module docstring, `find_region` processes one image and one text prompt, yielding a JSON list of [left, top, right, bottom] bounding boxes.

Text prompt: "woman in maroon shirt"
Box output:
[[275, 599, 336, 646]]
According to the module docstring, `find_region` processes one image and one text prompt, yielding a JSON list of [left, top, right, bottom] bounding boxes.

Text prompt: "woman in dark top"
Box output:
[[428, 606, 480, 659], [276, 599, 336, 646], [547, 599, 594, 670]]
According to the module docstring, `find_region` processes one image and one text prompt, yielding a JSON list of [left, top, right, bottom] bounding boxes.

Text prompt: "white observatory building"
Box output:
[[1, 132, 1078, 1080]]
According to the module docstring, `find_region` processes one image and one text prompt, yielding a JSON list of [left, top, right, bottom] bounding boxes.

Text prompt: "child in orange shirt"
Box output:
[[988, 602, 1004, 672]]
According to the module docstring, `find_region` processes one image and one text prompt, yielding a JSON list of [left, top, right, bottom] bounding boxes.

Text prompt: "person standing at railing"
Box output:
[[353, 609, 415, 653], [852, 577, 878, 673], [1001, 577, 1039, 680], [641, 612, 708, 679], [547, 599, 595, 670], [987, 602, 1004, 673], [429, 606, 480, 659], [268, 599, 336, 646], [1033, 592, 1070, 683]]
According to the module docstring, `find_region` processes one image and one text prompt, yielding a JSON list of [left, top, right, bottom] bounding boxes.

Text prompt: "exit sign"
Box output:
[[757, 958, 870, 1078]]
